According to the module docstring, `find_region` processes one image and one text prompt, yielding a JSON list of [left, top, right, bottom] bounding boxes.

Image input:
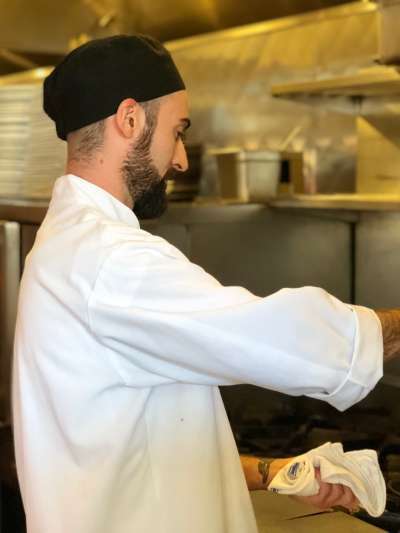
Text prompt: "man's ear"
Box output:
[[114, 98, 144, 140]]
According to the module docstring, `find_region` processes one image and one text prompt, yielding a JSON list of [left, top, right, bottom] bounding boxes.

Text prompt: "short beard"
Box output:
[[121, 104, 168, 220]]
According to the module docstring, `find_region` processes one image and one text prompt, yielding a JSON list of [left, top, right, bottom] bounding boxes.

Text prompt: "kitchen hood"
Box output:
[[0, 0, 354, 76]]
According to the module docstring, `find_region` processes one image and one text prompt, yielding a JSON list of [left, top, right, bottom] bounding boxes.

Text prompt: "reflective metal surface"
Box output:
[[378, 0, 400, 64], [0, 0, 354, 56], [0, 67, 53, 86], [0, 222, 20, 424], [169, 2, 378, 193], [271, 66, 400, 97], [0, 1, 384, 195], [355, 210, 400, 384]]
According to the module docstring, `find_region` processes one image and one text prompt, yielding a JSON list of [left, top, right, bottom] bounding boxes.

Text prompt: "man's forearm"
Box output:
[[375, 309, 400, 362], [240, 455, 291, 490]]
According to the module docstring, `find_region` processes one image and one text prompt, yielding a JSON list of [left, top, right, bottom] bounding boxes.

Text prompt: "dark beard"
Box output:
[[121, 115, 168, 220], [132, 177, 168, 220]]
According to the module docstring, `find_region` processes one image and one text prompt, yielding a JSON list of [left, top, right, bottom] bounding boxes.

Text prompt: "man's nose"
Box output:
[[172, 139, 189, 173]]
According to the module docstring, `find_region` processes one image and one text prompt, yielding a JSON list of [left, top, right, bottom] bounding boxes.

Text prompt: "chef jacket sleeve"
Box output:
[[87, 234, 383, 411]]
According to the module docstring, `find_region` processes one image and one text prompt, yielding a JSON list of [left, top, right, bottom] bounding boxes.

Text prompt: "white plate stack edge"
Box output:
[[0, 83, 66, 200]]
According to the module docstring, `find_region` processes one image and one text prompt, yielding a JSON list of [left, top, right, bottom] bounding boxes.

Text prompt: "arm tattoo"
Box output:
[[258, 458, 274, 486]]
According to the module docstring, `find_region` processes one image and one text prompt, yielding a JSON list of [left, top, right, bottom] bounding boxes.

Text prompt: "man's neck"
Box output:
[[66, 159, 132, 209]]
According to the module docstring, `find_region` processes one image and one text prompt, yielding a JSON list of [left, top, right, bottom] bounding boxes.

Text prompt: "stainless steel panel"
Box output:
[[355, 212, 400, 308], [355, 212, 400, 380], [141, 222, 190, 256], [20, 224, 39, 271], [189, 209, 351, 300], [378, 0, 400, 64], [0, 222, 20, 423]]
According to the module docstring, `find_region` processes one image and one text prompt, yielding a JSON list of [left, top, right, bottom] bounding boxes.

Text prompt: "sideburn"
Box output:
[[121, 101, 169, 219]]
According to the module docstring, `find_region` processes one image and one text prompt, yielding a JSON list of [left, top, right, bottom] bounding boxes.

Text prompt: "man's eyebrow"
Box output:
[[180, 118, 191, 130]]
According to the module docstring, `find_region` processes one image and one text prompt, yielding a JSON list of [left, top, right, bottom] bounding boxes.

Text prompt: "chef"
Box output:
[[12, 34, 398, 533]]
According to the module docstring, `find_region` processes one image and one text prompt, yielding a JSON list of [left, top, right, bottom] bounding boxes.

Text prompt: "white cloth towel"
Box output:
[[268, 442, 386, 517]]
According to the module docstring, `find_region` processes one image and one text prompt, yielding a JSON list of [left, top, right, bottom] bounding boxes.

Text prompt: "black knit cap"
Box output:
[[43, 34, 186, 141]]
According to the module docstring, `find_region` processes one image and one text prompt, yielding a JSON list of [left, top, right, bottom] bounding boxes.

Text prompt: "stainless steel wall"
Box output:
[[356, 212, 400, 309], [167, 2, 379, 194]]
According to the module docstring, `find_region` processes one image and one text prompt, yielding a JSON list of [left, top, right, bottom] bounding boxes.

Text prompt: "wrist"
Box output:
[[267, 458, 292, 485], [240, 454, 293, 491], [256, 457, 292, 490]]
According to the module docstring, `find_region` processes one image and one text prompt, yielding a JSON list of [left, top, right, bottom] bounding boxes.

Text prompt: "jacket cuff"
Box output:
[[309, 305, 383, 411]]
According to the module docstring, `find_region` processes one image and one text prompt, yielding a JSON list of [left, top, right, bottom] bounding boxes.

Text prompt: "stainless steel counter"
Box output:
[[269, 193, 400, 211], [0, 199, 48, 224], [251, 492, 383, 532], [1, 194, 400, 227]]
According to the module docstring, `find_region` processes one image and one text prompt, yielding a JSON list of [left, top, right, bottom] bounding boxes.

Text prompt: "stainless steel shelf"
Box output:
[[271, 67, 400, 98], [269, 193, 400, 211]]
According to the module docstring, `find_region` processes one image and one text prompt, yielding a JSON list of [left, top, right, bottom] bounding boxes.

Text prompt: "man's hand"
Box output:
[[240, 456, 359, 512], [292, 468, 359, 512]]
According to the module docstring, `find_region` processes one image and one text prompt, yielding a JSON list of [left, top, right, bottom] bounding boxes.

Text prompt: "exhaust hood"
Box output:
[[0, 0, 354, 75], [271, 1, 400, 100], [271, 66, 400, 98]]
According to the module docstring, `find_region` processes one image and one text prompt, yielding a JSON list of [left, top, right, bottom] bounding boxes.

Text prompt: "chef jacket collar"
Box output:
[[62, 174, 141, 229]]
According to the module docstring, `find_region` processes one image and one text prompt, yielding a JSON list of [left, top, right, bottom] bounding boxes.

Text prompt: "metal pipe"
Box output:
[[0, 49, 37, 70]]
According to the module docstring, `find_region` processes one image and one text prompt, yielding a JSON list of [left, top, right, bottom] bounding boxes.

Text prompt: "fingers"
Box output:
[[291, 467, 360, 513], [322, 482, 344, 508], [314, 468, 359, 511], [311, 481, 359, 512], [340, 485, 359, 511]]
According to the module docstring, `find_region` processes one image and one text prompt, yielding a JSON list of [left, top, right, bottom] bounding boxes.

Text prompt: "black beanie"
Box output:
[[43, 34, 186, 141]]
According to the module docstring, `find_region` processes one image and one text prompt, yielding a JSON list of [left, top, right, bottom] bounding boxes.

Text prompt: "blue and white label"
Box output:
[[287, 461, 305, 480]]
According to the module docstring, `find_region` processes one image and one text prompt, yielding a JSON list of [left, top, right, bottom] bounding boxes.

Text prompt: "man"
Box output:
[[12, 34, 398, 533]]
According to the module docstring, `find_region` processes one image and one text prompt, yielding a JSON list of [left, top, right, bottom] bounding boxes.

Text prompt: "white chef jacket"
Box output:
[[12, 174, 383, 533]]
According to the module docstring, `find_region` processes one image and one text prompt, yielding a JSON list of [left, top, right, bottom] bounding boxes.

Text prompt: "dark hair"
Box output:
[[68, 97, 160, 161], [69, 119, 106, 161]]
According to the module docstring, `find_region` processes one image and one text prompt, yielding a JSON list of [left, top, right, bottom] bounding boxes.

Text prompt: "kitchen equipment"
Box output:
[[214, 149, 303, 202]]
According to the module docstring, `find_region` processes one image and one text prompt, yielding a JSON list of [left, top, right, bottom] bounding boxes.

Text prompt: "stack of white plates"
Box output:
[[0, 83, 66, 200]]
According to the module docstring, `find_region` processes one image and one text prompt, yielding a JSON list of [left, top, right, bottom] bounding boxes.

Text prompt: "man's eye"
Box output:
[[176, 131, 186, 142]]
